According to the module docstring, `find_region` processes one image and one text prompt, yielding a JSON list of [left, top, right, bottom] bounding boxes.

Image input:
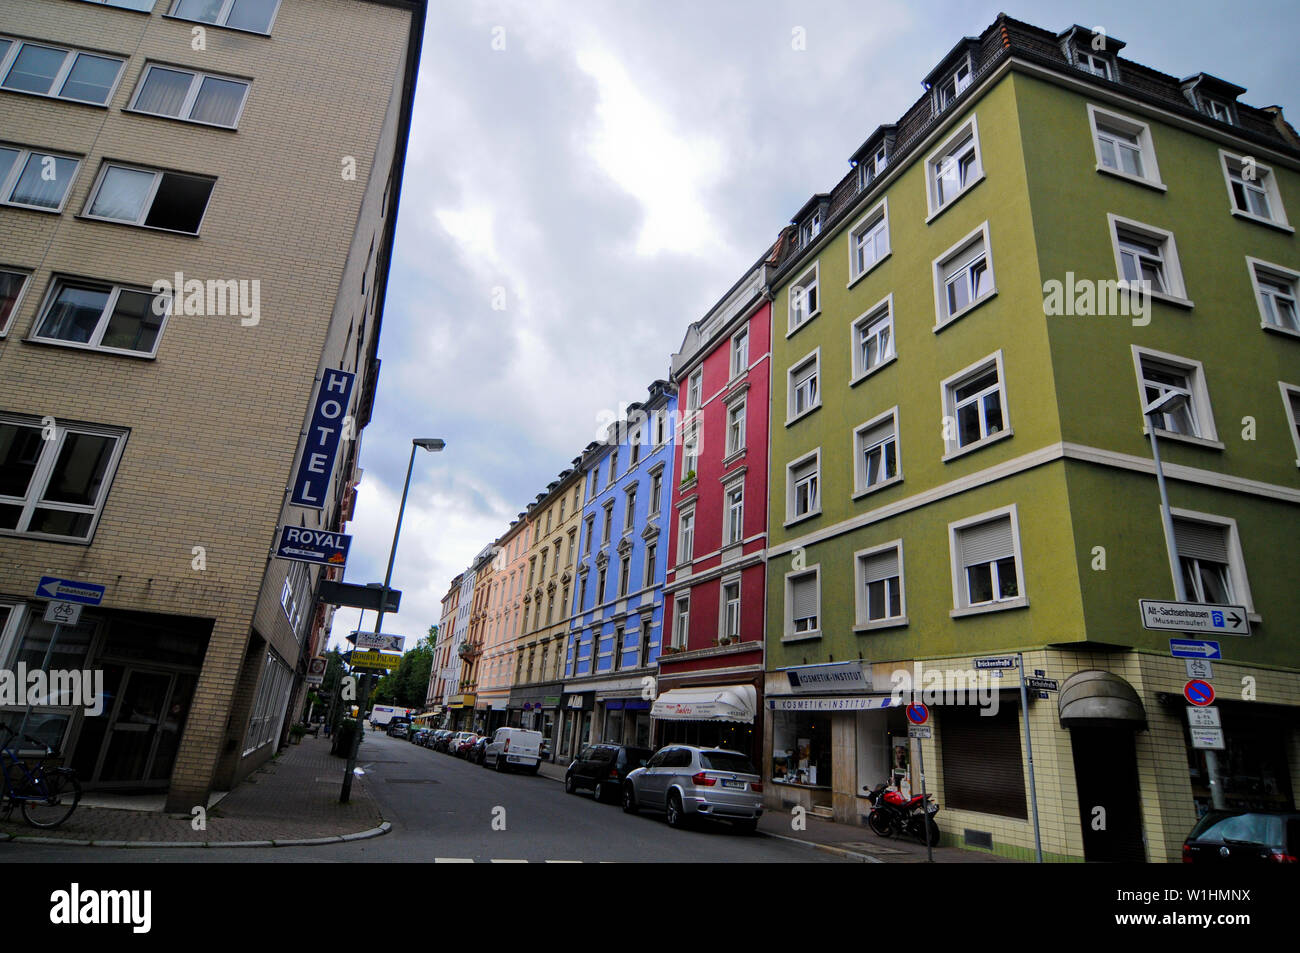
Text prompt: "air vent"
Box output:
[[964, 828, 993, 849]]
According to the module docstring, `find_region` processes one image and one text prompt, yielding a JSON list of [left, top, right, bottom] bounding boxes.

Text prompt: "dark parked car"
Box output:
[[432, 730, 455, 752], [387, 723, 409, 739], [410, 729, 429, 746], [565, 744, 654, 803], [469, 735, 489, 765], [1183, 810, 1299, 863]]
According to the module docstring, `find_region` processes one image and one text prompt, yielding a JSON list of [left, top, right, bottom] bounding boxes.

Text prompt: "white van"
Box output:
[[484, 727, 543, 773]]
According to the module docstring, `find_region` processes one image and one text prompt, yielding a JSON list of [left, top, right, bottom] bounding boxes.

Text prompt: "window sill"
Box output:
[[722, 447, 747, 468], [123, 107, 241, 132], [950, 597, 1028, 619], [924, 172, 986, 225], [1146, 289, 1195, 310], [852, 474, 903, 501], [1095, 165, 1167, 192], [1142, 427, 1225, 451], [786, 310, 821, 340], [854, 616, 909, 633], [1262, 321, 1300, 340], [162, 14, 275, 37], [1229, 208, 1294, 234], [781, 630, 822, 644], [942, 427, 1012, 463], [783, 508, 821, 529], [850, 353, 897, 388], [0, 86, 113, 111], [785, 404, 821, 428], [2, 199, 66, 215], [75, 214, 202, 238], [934, 289, 998, 333], [25, 335, 158, 360], [847, 250, 892, 290]]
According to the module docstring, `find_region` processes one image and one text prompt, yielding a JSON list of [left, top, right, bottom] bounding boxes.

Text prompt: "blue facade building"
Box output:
[[562, 380, 676, 751]]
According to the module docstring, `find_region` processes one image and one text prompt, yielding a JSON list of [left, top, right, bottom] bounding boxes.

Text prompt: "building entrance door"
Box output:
[[91, 667, 193, 786], [1071, 727, 1146, 862]]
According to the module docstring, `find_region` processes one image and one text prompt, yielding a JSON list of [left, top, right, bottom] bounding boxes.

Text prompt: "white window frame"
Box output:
[[948, 504, 1027, 617], [730, 326, 749, 378], [783, 565, 821, 642], [676, 506, 695, 566], [1073, 49, 1112, 79], [850, 294, 896, 385], [0, 37, 126, 107], [0, 267, 32, 337], [854, 539, 907, 630], [1202, 96, 1236, 125], [1279, 382, 1300, 468], [800, 210, 821, 248], [671, 594, 690, 649], [933, 57, 972, 114], [648, 463, 664, 515], [723, 478, 744, 546], [853, 406, 902, 498], [933, 221, 996, 328], [1107, 214, 1193, 307], [857, 143, 889, 191], [725, 397, 746, 457], [0, 413, 128, 543], [924, 116, 983, 219], [719, 576, 741, 641], [601, 501, 614, 546], [1169, 508, 1255, 614], [82, 160, 216, 234], [623, 486, 636, 534], [785, 448, 821, 526], [642, 539, 658, 588], [31, 276, 172, 358], [1086, 104, 1164, 191], [940, 350, 1011, 460], [168, 0, 283, 35], [1219, 151, 1292, 232], [1246, 257, 1300, 338], [681, 421, 700, 480], [786, 348, 821, 424], [127, 63, 252, 129], [0, 144, 81, 213], [1131, 345, 1222, 449], [847, 198, 890, 286], [788, 261, 820, 334]]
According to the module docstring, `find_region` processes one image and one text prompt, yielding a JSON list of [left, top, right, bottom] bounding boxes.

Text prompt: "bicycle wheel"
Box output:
[[21, 768, 81, 829]]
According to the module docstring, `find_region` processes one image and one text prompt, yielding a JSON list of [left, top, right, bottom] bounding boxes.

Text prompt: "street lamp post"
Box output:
[[1142, 393, 1225, 810], [341, 437, 444, 803]]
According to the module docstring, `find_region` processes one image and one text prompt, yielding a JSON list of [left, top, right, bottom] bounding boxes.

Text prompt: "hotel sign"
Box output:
[[291, 368, 355, 509]]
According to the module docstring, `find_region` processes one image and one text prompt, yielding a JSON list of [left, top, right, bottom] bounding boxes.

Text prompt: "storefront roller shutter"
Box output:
[[960, 516, 1014, 565], [939, 703, 1027, 818], [791, 574, 818, 618], [1173, 519, 1228, 562]]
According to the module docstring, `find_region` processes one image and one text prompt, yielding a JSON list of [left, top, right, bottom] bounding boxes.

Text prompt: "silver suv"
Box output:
[[622, 745, 763, 833]]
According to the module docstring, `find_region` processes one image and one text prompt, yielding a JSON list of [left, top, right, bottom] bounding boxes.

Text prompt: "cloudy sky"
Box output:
[[327, 0, 1299, 649]]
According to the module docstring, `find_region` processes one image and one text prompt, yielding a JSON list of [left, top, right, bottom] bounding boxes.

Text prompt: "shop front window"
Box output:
[[771, 711, 831, 786]]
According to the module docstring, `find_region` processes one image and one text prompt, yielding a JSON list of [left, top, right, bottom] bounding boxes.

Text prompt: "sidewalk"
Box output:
[[536, 759, 1013, 863], [0, 736, 386, 847]]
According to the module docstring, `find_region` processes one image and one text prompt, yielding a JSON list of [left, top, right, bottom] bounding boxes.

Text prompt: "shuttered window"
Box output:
[[940, 703, 1027, 818], [789, 572, 819, 634], [959, 517, 1014, 564], [1173, 519, 1228, 562]]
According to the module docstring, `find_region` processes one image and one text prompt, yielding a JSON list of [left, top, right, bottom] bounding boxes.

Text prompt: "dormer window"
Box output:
[[1180, 75, 1244, 127], [800, 211, 821, 247], [1205, 97, 1234, 124], [1074, 49, 1112, 79], [858, 144, 889, 191], [935, 59, 972, 113]]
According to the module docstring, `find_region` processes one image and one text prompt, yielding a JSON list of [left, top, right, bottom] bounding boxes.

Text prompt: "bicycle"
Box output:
[[0, 723, 81, 829]]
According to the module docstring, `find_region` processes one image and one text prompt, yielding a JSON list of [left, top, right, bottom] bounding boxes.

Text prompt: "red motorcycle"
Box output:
[[864, 783, 941, 846]]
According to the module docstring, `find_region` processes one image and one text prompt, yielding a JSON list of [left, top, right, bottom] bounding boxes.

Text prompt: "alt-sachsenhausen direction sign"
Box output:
[[1140, 600, 1249, 636]]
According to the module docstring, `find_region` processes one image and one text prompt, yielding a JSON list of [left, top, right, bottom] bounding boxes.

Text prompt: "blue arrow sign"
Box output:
[[1169, 639, 1221, 660], [35, 576, 105, 606]]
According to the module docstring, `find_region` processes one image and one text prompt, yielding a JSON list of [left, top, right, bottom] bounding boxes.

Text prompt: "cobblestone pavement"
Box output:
[[0, 736, 384, 846]]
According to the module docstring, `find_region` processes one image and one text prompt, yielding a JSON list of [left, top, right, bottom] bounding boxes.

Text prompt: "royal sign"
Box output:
[[290, 368, 355, 509], [275, 525, 352, 567]]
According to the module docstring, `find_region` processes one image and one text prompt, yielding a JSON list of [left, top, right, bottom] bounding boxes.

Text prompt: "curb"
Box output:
[[759, 830, 885, 863], [5, 820, 391, 849]]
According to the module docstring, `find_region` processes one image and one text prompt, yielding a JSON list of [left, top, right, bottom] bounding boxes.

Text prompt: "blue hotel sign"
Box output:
[[291, 368, 355, 509], [275, 526, 352, 568]]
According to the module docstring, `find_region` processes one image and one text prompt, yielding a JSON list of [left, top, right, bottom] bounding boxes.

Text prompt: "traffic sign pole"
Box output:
[[917, 735, 933, 863], [16, 623, 61, 744], [1018, 653, 1043, 864]]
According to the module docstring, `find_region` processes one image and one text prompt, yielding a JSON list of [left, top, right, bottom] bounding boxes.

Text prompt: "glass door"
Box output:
[[95, 669, 175, 784]]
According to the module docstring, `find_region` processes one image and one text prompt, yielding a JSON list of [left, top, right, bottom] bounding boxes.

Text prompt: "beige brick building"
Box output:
[[0, 0, 425, 810]]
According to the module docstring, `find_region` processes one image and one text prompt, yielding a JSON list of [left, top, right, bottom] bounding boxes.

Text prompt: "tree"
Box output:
[[370, 624, 437, 708]]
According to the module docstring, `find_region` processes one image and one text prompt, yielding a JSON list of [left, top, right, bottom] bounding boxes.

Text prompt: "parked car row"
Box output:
[[567, 743, 763, 834]]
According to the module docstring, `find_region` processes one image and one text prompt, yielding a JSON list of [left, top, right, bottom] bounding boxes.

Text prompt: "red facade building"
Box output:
[[655, 254, 774, 766]]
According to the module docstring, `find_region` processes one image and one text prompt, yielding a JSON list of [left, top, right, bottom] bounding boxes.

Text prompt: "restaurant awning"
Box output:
[[651, 685, 757, 723]]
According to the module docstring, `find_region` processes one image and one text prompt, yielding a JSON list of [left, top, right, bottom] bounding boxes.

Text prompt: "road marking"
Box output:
[[434, 857, 474, 863], [490, 858, 528, 863]]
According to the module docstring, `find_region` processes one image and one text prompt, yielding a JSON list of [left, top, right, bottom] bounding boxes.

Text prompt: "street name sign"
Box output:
[[1140, 600, 1249, 636], [35, 576, 105, 606], [353, 631, 405, 653], [1169, 638, 1221, 660], [974, 656, 1016, 670], [1024, 677, 1059, 692], [275, 525, 352, 567]]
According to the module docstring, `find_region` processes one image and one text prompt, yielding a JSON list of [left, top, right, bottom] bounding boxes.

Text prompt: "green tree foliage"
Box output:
[[369, 624, 437, 708]]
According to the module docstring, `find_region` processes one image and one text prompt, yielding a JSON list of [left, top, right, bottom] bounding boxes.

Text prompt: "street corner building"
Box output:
[[0, 0, 426, 811], [760, 15, 1300, 861]]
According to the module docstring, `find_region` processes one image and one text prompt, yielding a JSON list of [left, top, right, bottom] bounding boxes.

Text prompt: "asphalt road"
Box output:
[[8, 733, 846, 863]]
